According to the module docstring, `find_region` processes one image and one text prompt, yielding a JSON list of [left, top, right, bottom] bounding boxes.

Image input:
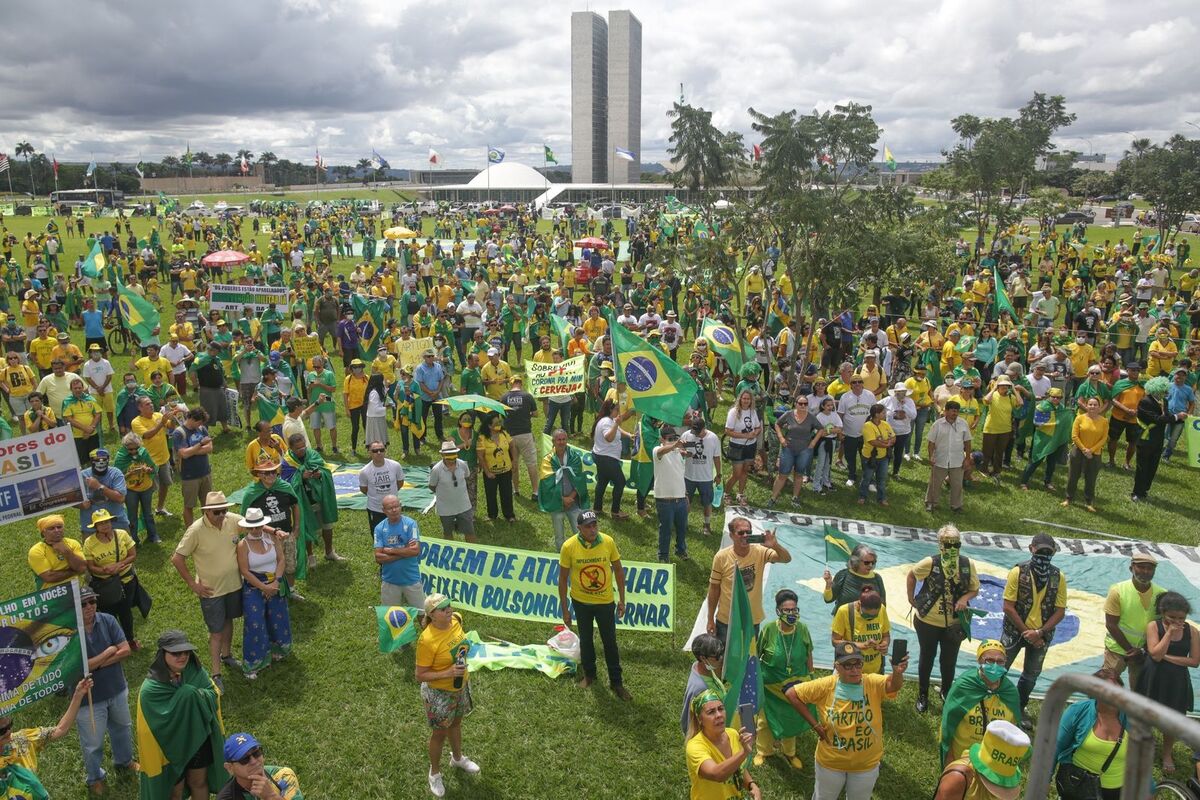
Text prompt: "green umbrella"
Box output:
[[436, 394, 510, 415]]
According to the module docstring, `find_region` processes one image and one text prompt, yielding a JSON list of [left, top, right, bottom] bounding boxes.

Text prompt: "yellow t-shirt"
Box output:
[[135, 355, 173, 383], [1147, 340, 1177, 377], [371, 354, 398, 384], [1067, 343, 1096, 378], [245, 434, 287, 472], [83, 529, 138, 583], [343, 374, 368, 409], [911, 556, 981, 628], [1073, 414, 1108, 454], [174, 514, 244, 597], [476, 432, 513, 473], [131, 413, 170, 466], [686, 729, 747, 800], [123, 456, 155, 493], [27, 539, 84, 588], [480, 361, 513, 400], [709, 545, 782, 625], [831, 603, 891, 674], [906, 376, 933, 408], [61, 395, 103, 439], [946, 693, 1018, 765], [860, 420, 894, 459], [3, 364, 36, 397], [1, 726, 53, 773], [1002, 566, 1068, 630], [28, 337, 57, 370], [790, 673, 896, 771], [854, 366, 887, 395], [941, 341, 962, 374], [582, 316, 608, 342], [559, 532, 621, 605], [416, 614, 468, 692], [982, 392, 1017, 435]]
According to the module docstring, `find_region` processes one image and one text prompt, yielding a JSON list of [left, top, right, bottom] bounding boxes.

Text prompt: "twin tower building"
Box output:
[[571, 10, 642, 185]]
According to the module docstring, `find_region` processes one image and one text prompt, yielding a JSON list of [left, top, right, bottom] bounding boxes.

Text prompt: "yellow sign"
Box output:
[[394, 337, 434, 371], [292, 335, 322, 361]]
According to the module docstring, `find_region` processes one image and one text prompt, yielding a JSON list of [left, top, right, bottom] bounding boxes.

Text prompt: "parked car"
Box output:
[[1055, 210, 1095, 225]]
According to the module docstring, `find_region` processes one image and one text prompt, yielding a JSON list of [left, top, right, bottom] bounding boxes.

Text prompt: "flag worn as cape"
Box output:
[[937, 669, 1021, 764], [284, 447, 339, 537], [116, 281, 160, 346], [537, 448, 590, 513], [992, 265, 1015, 320], [629, 415, 660, 498], [376, 605, 420, 652], [136, 660, 225, 800], [393, 381, 425, 439], [1030, 401, 1075, 465], [237, 477, 317, 581], [0, 764, 48, 800], [758, 621, 815, 740], [351, 293, 387, 360]]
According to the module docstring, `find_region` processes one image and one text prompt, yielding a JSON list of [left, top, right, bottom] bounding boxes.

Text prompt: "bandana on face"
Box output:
[[1031, 552, 1053, 580]]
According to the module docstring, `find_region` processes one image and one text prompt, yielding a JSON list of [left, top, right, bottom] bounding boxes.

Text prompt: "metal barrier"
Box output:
[[1026, 673, 1200, 799]]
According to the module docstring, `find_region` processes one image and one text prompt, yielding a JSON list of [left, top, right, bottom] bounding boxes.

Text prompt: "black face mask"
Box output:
[[691, 422, 705, 434]]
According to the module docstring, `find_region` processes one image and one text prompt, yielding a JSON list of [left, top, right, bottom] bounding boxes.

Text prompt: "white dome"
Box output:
[[466, 162, 548, 189]]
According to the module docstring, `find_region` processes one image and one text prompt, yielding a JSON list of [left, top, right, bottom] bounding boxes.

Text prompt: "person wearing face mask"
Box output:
[[907, 525, 981, 714], [477, 413, 517, 523], [754, 589, 814, 770], [787, 641, 908, 800], [938, 640, 1021, 766], [1019, 387, 1069, 492], [681, 634, 726, 738], [1102, 553, 1165, 691], [1000, 533, 1067, 727], [831, 587, 890, 675], [80, 446, 131, 532], [428, 441, 475, 543]]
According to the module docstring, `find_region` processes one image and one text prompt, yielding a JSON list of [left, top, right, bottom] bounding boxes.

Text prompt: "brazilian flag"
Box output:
[[823, 524, 860, 563], [607, 311, 699, 426], [352, 293, 387, 360], [116, 280, 160, 346], [550, 314, 572, 355], [700, 317, 753, 377], [630, 415, 660, 498], [136, 660, 225, 799], [80, 241, 106, 279], [376, 606, 420, 652]]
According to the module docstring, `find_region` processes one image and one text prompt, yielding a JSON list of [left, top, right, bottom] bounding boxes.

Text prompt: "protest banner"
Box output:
[[1186, 415, 1200, 469], [394, 337, 434, 371], [0, 428, 85, 523], [419, 539, 674, 632], [291, 334, 323, 361], [526, 355, 586, 399], [690, 509, 1200, 702], [207, 283, 290, 314], [0, 583, 87, 716]]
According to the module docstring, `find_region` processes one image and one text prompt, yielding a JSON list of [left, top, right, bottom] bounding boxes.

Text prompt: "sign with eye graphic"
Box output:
[[0, 583, 86, 717]]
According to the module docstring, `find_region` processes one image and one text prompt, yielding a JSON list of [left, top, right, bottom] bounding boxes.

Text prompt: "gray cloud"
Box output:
[[0, 0, 1196, 168]]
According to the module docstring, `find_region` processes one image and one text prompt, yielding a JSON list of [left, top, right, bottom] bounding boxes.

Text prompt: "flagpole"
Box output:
[[486, 148, 490, 204]]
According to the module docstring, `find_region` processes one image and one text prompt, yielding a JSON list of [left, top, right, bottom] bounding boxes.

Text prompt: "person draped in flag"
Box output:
[[283, 433, 343, 569], [938, 640, 1021, 766], [754, 588, 814, 771], [0, 677, 93, 800]]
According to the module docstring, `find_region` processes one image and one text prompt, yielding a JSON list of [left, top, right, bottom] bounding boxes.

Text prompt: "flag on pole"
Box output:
[[884, 146, 897, 172], [376, 606, 420, 652], [818, 153, 835, 166], [371, 149, 390, 170], [116, 281, 161, 346], [699, 317, 753, 377], [81, 242, 106, 279], [428, 148, 441, 166], [549, 314, 572, 355], [544, 145, 558, 165], [824, 524, 861, 563], [315, 150, 325, 171], [183, 144, 192, 166], [487, 147, 505, 164], [722, 567, 763, 717], [351, 293, 387, 359], [0, 154, 9, 173], [992, 264, 1015, 320], [240, 154, 249, 174], [630, 415, 660, 498], [85, 160, 97, 178], [751, 143, 763, 162], [134, 161, 144, 179], [52, 156, 59, 178], [607, 311, 699, 425], [614, 146, 637, 162]]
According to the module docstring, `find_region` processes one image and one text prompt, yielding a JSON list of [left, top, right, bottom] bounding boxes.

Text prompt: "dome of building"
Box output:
[[465, 162, 549, 189]]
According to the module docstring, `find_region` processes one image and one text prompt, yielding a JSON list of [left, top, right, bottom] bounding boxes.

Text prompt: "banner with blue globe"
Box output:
[[688, 509, 1200, 704]]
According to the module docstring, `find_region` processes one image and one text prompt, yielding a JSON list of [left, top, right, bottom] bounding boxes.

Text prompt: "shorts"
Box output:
[[199, 590, 243, 633], [95, 392, 114, 413], [238, 383, 256, 407], [778, 446, 807, 475], [685, 478, 714, 507], [310, 502, 334, 531], [511, 432, 537, 471], [1107, 417, 1142, 444], [440, 510, 475, 538], [381, 581, 427, 609], [727, 441, 758, 465], [312, 410, 336, 430], [181, 474, 213, 508], [421, 683, 472, 729], [156, 463, 175, 487], [8, 393, 30, 416]]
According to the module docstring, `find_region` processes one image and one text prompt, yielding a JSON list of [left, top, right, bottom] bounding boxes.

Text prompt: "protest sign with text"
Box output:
[[0, 428, 85, 523], [394, 337, 434, 371], [527, 355, 586, 398], [208, 283, 290, 314], [0, 583, 87, 716]]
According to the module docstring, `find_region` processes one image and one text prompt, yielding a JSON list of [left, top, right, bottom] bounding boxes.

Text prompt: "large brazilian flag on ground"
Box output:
[[607, 312, 698, 425]]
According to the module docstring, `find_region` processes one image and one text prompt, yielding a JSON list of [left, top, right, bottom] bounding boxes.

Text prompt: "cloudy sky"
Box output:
[[2, 0, 1196, 169]]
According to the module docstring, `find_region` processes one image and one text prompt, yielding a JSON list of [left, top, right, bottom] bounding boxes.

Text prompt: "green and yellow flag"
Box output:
[[116, 281, 160, 346], [992, 264, 1015, 320], [550, 314, 572, 355], [630, 415, 661, 498], [823, 524, 861, 563], [136, 660, 225, 799], [80, 241, 106, 280], [608, 312, 699, 425], [352, 293, 387, 360], [376, 605, 420, 652], [722, 567, 763, 717], [700, 317, 754, 377], [0, 585, 86, 717]]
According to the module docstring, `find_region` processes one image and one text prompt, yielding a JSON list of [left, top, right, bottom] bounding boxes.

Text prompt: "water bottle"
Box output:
[[453, 651, 466, 689]]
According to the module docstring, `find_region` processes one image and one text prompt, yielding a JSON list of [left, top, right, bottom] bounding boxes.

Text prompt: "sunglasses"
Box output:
[[942, 543, 961, 551], [839, 661, 864, 670], [369, 448, 385, 454], [861, 559, 877, 566], [236, 747, 264, 765], [211, 510, 228, 517], [731, 530, 751, 537]]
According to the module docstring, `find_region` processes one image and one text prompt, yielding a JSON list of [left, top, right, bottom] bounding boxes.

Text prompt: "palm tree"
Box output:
[[15, 141, 35, 195], [214, 153, 233, 174], [236, 149, 254, 174], [258, 151, 277, 184], [356, 158, 371, 170], [161, 155, 181, 177]]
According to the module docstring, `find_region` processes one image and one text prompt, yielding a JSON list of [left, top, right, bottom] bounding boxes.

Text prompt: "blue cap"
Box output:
[[90, 448, 110, 461], [223, 732, 260, 762]]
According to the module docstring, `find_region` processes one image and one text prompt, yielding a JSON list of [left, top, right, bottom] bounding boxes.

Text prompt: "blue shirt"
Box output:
[[1166, 383, 1195, 416], [413, 362, 445, 395], [81, 467, 129, 530], [171, 424, 212, 480], [374, 516, 421, 587], [84, 611, 128, 703], [82, 310, 104, 339]]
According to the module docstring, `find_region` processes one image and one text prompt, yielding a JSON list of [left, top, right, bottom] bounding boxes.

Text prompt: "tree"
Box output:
[[1118, 135, 1200, 241], [258, 151, 278, 184], [15, 141, 35, 195], [356, 158, 371, 170], [214, 152, 233, 174], [666, 102, 744, 191], [1071, 170, 1115, 199]]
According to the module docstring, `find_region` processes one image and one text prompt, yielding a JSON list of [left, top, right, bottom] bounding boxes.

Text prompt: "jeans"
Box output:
[[1003, 637, 1048, 711], [551, 505, 583, 549], [1065, 446, 1101, 504], [655, 498, 688, 559], [544, 401, 572, 435], [76, 688, 134, 783], [574, 601, 623, 686], [915, 616, 963, 699], [813, 762, 880, 800], [1020, 443, 1065, 486], [812, 442, 834, 491], [124, 486, 158, 543], [592, 453, 626, 514], [891, 433, 910, 476], [1163, 421, 1185, 459], [858, 455, 888, 502], [910, 406, 931, 454], [843, 435, 863, 481]]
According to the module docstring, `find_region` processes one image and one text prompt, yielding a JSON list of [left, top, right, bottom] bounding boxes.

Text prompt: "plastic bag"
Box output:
[[547, 626, 581, 662]]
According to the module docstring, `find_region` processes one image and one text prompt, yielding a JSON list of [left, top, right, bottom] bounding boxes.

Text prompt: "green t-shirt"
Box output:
[[306, 368, 336, 412]]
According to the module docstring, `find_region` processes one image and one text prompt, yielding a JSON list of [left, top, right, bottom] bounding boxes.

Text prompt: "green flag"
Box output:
[[80, 241, 106, 279], [630, 415, 661, 498], [1031, 402, 1075, 465], [351, 293, 387, 359], [376, 605, 420, 652], [722, 567, 763, 717], [115, 281, 160, 345], [550, 314, 572, 355], [607, 312, 699, 425], [544, 145, 558, 165], [992, 264, 1015, 320], [700, 317, 754, 376], [823, 524, 861, 563]]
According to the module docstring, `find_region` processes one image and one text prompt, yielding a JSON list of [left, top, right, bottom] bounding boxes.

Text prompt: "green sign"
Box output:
[[0, 583, 87, 716], [1186, 415, 1200, 469]]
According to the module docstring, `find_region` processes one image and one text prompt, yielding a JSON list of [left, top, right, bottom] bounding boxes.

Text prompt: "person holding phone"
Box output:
[[706, 517, 792, 642], [786, 642, 908, 800], [685, 690, 761, 800]]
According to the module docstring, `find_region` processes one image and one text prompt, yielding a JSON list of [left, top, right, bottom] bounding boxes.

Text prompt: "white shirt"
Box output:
[[617, 314, 639, 330], [658, 321, 682, 347], [725, 406, 761, 446], [358, 459, 406, 513], [457, 300, 484, 328], [926, 416, 972, 469], [882, 395, 917, 435], [160, 342, 192, 375], [80, 358, 115, 396], [366, 387, 388, 418], [592, 417, 623, 458], [836, 389, 877, 437], [282, 415, 310, 449], [638, 313, 661, 330], [652, 444, 687, 499], [1028, 374, 1051, 400], [680, 430, 720, 482]]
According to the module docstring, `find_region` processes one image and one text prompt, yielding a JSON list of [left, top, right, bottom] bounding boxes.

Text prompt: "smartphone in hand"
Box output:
[[891, 638, 908, 665], [737, 703, 755, 734]]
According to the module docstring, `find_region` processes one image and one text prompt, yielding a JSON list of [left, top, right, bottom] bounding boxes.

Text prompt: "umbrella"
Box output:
[[483, 208, 501, 216], [498, 204, 517, 213], [383, 226, 419, 240], [575, 237, 609, 250], [436, 394, 510, 416], [201, 249, 250, 267]]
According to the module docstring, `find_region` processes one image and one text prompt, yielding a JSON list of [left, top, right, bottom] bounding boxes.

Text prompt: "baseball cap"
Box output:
[[156, 629, 198, 654], [1131, 553, 1158, 565], [223, 732, 261, 763], [578, 510, 598, 526], [1030, 532, 1058, 553], [834, 642, 864, 664]]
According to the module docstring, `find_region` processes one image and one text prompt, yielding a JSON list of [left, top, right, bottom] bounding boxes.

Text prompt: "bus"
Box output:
[[48, 188, 125, 209]]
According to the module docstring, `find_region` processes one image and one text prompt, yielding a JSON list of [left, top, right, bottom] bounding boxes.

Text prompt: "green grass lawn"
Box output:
[[0, 212, 1197, 799]]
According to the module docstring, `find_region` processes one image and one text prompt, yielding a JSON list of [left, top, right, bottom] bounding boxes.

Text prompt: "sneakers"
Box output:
[[785, 756, 804, 770], [428, 770, 445, 798], [325, 552, 348, 562], [845, 479, 855, 488], [221, 655, 240, 671], [450, 755, 481, 775], [903, 453, 912, 462], [212, 674, 224, 693], [289, 590, 307, 602]]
